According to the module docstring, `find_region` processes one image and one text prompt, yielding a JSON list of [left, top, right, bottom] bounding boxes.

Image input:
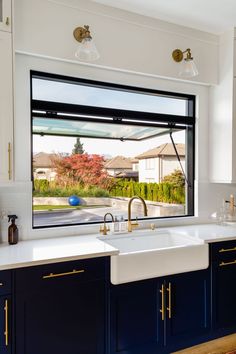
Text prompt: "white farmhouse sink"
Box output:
[[100, 230, 209, 284]]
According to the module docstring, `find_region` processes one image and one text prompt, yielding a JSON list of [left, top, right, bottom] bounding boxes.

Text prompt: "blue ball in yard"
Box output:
[[68, 195, 80, 206]]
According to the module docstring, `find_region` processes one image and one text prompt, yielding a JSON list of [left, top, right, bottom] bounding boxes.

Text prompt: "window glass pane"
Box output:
[[32, 128, 187, 228], [32, 78, 188, 116], [31, 74, 194, 229], [33, 117, 175, 140]]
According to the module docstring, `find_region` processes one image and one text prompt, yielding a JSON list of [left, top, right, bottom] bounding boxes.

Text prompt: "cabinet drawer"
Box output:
[[0, 271, 11, 296], [211, 240, 236, 263], [15, 257, 107, 292]]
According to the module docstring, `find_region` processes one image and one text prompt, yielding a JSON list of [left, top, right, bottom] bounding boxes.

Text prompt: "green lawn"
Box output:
[[33, 205, 107, 211]]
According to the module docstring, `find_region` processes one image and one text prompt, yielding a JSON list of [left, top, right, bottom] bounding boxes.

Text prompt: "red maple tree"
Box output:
[[53, 153, 111, 189]]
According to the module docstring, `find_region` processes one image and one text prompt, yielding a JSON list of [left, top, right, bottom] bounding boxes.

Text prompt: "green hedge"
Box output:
[[33, 179, 185, 204], [33, 180, 110, 198], [110, 180, 185, 204]]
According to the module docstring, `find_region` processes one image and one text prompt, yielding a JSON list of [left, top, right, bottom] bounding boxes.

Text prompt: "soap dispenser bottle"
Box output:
[[8, 215, 18, 245]]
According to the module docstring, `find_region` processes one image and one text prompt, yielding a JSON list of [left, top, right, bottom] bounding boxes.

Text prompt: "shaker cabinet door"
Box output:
[[0, 30, 13, 182], [165, 270, 210, 351], [15, 261, 106, 354], [109, 279, 164, 354]]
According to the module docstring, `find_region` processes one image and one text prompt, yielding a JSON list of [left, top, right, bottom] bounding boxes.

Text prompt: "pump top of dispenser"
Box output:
[[8, 215, 18, 223]]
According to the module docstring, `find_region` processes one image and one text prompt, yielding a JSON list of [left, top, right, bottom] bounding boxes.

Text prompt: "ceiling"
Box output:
[[91, 0, 236, 34]]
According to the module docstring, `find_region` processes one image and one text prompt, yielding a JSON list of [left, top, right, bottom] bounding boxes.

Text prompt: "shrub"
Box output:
[[33, 180, 109, 198], [110, 180, 185, 204]]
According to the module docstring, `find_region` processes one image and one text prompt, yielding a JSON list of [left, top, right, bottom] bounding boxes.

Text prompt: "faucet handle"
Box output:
[[131, 217, 139, 229], [150, 223, 155, 230], [99, 224, 108, 235]]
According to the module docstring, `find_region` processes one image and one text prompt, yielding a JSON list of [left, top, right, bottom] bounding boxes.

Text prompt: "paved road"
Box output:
[[33, 206, 131, 227]]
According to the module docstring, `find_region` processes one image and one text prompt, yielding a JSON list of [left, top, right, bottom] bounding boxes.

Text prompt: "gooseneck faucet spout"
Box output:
[[127, 196, 148, 232]]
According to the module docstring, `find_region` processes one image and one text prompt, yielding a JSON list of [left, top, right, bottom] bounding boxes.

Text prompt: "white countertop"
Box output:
[[163, 223, 236, 243], [0, 234, 119, 270], [1, 223, 236, 270]]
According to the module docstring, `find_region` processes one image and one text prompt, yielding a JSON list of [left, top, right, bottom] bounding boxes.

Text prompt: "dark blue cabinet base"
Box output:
[[15, 258, 106, 354], [109, 279, 163, 354], [109, 269, 210, 354], [0, 241, 236, 354]]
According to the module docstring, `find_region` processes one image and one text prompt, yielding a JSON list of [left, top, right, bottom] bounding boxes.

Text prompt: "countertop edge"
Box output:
[[0, 249, 119, 271]]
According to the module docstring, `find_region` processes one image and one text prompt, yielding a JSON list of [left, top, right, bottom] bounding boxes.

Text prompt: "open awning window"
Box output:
[[32, 116, 183, 141]]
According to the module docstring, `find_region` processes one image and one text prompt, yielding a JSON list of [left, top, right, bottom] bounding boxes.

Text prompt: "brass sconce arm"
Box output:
[[172, 48, 193, 62], [73, 25, 92, 43]]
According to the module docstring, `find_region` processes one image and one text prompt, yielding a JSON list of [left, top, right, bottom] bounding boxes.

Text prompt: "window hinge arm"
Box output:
[[169, 130, 190, 187]]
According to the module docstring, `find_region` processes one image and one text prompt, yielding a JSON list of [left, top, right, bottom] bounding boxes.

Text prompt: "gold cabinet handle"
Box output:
[[4, 299, 9, 347], [8, 143, 11, 180], [219, 260, 236, 267], [5, 17, 10, 26], [42, 269, 85, 279], [219, 247, 236, 253], [159, 284, 165, 321], [166, 282, 172, 319]]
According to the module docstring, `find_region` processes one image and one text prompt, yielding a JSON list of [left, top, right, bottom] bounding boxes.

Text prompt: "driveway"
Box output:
[[33, 206, 129, 227]]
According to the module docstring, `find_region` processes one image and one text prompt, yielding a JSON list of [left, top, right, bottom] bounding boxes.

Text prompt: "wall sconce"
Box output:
[[172, 48, 198, 78], [73, 25, 100, 61]]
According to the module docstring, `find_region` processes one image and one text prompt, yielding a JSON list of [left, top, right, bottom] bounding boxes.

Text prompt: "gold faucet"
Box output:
[[100, 213, 114, 236], [127, 196, 148, 232]]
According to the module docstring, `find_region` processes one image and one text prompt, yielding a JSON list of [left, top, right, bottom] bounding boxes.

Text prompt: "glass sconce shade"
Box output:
[[75, 37, 100, 61], [73, 25, 100, 62], [179, 58, 199, 78], [172, 48, 198, 78]]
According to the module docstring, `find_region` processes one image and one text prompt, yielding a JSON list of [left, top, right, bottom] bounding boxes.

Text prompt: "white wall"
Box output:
[[14, 0, 218, 85], [161, 157, 185, 180], [139, 158, 159, 183], [0, 0, 235, 241]]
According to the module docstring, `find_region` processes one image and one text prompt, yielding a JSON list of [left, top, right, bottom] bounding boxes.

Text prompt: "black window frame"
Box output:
[[31, 70, 195, 229]]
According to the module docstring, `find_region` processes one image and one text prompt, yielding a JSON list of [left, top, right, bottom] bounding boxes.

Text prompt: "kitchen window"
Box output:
[[31, 71, 195, 228]]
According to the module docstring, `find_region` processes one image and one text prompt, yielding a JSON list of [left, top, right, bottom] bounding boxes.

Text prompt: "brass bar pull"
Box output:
[[219, 260, 236, 267], [167, 282, 172, 319], [219, 247, 236, 253], [43, 269, 85, 279], [159, 284, 165, 321], [5, 17, 10, 26], [4, 299, 9, 347], [8, 143, 11, 180]]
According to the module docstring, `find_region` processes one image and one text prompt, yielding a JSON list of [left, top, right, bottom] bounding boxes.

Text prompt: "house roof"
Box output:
[[136, 143, 185, 159], [33, 152, 59, 168], [114, 171, 139, 178], [104, 156, 133, 169]]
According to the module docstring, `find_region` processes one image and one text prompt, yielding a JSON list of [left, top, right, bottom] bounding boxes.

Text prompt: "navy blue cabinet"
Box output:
[[15, 258, 106, 354], [109, 269, 210, 354], [0, 296, 11, 354], [109, 279, 163, 354], [165, 270, 210, 351], [0, 271, 12, 354], [211, 240, 236, 330]]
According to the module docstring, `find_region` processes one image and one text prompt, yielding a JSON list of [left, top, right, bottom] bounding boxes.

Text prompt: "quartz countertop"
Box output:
[[1, 223, 236, 270], [161, 223, 236, 243], [0, 234, 119, 270]]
